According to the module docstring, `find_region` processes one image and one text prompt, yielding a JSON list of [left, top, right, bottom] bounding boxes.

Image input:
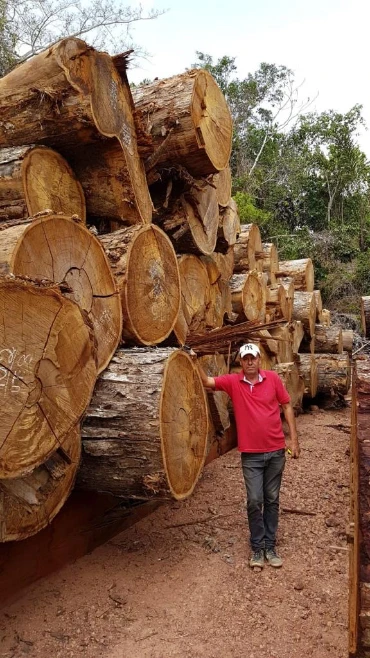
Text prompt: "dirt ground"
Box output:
[[0, 406, 351, 658]]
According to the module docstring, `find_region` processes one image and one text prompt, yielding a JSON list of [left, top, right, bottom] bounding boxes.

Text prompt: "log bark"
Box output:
[[100, 224, 180, 346], [0, 214, 122, 374], [229, 271, 266, 322], [233, 223, 262, 272], [276, 258, 314, 292], [0, 280, 96, 479], [361, 297, 370, 338], [314, 324, 343, 354], [0, 146, 86, 223], [217, 198, 240, 251], [198, 354, 230, 440], [0, 38, 152, 224], [79, 348, 208, 500], [0, 427, 80, 542], [295, 354, 318, 398], [273, 362, 304, 410], [290, 320, 304, 354], [313, 289, 323, 323], [314, 353, 351, 395], [292, 291, 316, 337], [343, 329, 354, 354], [321, 309, 331, 327], [132, 70, 233, 176], [173, 255, 210, 345], [213, 167, 232, 207]]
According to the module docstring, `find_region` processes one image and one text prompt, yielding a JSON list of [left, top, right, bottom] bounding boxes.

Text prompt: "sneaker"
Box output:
[[249, 549, 264, 569], [264, 548, 283, 568]]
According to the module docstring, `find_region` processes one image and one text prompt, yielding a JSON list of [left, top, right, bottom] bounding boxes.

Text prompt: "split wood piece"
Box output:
[[217, 198, 241, 251], [233, 223, 262, 273], [132, 70, 233, 176], [0, 38, 152, 224], [198, 354, 230, 443], [0, 427, 81, 542], [0, 214, 121, 374], [343, 330, 354, 354], [229, 271, 266, 322], [269, 325, 294, 364], [100, 224, 180, 346], [273, 362, 304, 410], [201, 248, 235, 283], [290, 321, 304, 354], [314, 324, 343, 354], [155, 180, 219, 256], [173, 255, 210, 346], [79, 348, 208, 500], [295, 354, 318, 398], [292, 290, 316, 337], [361, 297, 370, 338], [0, 280, 96, 479], [314, 353, 351, 395], [276, 258, 314, 292], [313, 289, 323, 323], [213, 167, 232, 207], [321, 309, 331, 327], [266, 284, 289, 321], [256, 243, 279, 284], [349, 359, 365, 656], [279, 276, 295, 318], [0, 146, 86, 224]]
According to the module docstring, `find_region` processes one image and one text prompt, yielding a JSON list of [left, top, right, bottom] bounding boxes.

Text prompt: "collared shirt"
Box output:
[[214, 369, 290, 453]]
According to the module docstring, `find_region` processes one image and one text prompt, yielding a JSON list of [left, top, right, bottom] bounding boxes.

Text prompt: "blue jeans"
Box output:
[[241, 449, 286, 551]]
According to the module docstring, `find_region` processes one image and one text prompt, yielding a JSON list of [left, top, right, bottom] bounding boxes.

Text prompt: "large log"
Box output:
[[276, 258, 314, 292], [213, 167, 232, 207], [292, 290, 316, 337], [313, 289, 323, 323], [100, 224, 180, 346], [269, 324, 294, 364], [0, 427, 80, 542], [290, 320, 304, 354], [314, 353, 351, 395], [295, 353, 318, 398], [314, 324, 343, 354], [206, 277, 233, 329], [265, 283, 289, 322], [0, 214, 122, 373], [173, 255, 210, 345], [321, 308, 331, 327], [154, 179, 219, 256], [361, 297, 370, 338], [0, 146, 86, 223], [78, 348, 208, 501], [198, 354, 230, 445], [229, 271, 266, 322], [343, 329, 354, 354], [273, 362, 304, 410], [256, 243, 279, 284], [233, 223, 262, 273], [217, 198, 240, 251], [0, 38, 152, 224], [132, 70, 233, 176], [0, 280, 96, 478]]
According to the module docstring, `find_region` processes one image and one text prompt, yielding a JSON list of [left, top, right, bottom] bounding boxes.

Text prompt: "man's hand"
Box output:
[[288, 437, 301, 459]]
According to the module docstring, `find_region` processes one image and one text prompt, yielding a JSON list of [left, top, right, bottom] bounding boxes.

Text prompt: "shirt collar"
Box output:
[[238, 369, 266, 383]]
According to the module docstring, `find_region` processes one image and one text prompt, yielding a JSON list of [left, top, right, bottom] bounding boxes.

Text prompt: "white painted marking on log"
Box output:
[[0, 347, 33, 395]]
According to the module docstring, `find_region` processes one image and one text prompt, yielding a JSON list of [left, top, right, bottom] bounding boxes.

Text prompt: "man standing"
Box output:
[[196, 343, 300, 569]]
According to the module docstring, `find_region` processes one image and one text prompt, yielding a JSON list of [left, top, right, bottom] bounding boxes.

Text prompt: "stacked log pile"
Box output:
[[0, 37, 352, 550]]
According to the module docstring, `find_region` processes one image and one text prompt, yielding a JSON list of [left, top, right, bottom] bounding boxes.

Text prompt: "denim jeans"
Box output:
[[241, 449, 286, 551]]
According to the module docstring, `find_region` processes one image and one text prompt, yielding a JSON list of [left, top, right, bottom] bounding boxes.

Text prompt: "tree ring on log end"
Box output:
[[0, 427, 81, 542], [6, 214, 122, 373], [0, 281, 96, 479], [125, 225, 180, 344], [160, 350, 208, 500], [192, 71, 233, 173], [242, 271, 266, 322]]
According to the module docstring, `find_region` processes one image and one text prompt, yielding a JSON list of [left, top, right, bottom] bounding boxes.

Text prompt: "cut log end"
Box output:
[[160, 351, 208, 500]]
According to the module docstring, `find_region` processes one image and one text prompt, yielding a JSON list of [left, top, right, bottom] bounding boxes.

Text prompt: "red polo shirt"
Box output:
[[214, 370, 290, 453]]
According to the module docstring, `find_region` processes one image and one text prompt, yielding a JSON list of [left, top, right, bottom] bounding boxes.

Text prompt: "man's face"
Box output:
[[241, 354, 260, 379]]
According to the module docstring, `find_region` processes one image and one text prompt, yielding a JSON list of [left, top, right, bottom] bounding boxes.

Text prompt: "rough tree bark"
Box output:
[[314, 353, 351, 395], [361, 297, 370, 338], [277, 258, 314, 292], [233, 224, 262, 273], [314, 324, 343, 354], [292, 291, 316, 337], [78, 348, 208, 501], [295, 353, 318, 398]]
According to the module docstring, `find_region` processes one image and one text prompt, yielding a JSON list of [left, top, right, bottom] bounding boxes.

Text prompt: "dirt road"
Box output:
[[0, 407, 350, 658]]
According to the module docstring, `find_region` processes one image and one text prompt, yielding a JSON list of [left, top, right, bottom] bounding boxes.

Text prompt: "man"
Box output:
[[196, 342, 300, 569]]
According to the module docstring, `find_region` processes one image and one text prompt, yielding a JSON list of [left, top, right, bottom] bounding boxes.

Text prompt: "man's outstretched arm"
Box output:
[[281, 402, 300, 458]]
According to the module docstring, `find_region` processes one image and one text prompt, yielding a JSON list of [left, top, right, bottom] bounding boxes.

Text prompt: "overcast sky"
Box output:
[[129, 0, 370, 156]]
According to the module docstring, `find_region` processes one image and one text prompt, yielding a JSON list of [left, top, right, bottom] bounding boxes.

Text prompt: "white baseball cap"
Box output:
[[239, 343, 260, 358]]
